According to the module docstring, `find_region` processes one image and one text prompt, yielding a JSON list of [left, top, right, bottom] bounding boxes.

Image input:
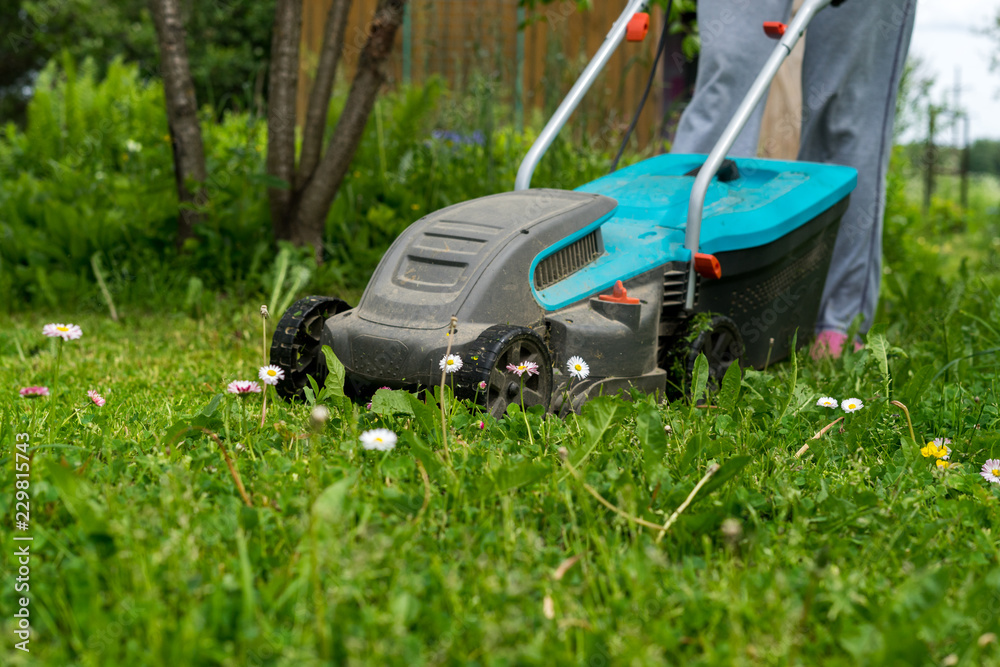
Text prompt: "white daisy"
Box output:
[[439, 354, 463, 373], [841, 398, 864, 413], [258, 365, 285, 385], [980, 459, 1000, 484], [816, 396, 838, 408], [360, 428, 398, 452], [42, 323, 83, 341], [566, 356, 590, 380]]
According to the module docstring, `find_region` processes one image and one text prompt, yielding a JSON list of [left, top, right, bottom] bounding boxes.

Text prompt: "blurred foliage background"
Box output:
[[1, 0, 999, 320]]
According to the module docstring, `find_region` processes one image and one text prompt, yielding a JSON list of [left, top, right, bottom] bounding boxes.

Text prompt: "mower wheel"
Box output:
[[269, 295, 351, 401], [684, 315, 744, 394], [456, 325, 553, 420]]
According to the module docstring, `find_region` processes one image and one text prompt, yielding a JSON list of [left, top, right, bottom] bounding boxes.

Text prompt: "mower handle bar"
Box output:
[[514, 0, 841, 310], [683, 0, 836, 308], [514, 0, 651, 192]]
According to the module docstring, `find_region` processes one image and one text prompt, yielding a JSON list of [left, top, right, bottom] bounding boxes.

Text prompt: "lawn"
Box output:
[[3, 178, 1000, 666]]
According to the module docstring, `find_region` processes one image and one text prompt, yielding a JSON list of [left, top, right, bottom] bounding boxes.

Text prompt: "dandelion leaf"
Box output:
[[717, 361, 742, 412], [191, 394, 225, 430], [679, 431, 705, 473], [370, 388, 417, 417], [866, 324, 890, 382], [635, 402, 667, 480], [321, 345, 347, 399], [572, 396, 623, 465], [406, 392, 439, 435], [200, 393, 224, 418], [691, 353, 709, 406]]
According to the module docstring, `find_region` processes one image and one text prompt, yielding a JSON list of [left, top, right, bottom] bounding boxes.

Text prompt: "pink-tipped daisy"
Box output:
[[20, 386, 50, 398], [87, 390, 106, 407], [258, 365, 285, 385], [42, 323, 83, 341], [816, 396, 838, 408], [981, 459, 1000, 484], [439, 354, 463, 373], [360, 428, 398, 452], [478, 380, 488, 391], [841, 398, 864, 413], [227, 380, 262, 395], [566, 356, 590, 380], [506, 361, 539, 377]]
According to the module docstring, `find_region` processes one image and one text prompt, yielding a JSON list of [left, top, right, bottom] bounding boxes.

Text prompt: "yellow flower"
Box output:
[[936, 459, 954, 469], [921, 441, 951, 460]]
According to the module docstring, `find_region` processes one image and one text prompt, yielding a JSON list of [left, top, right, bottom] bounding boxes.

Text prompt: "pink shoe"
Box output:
[[810, 331, 863, 361]]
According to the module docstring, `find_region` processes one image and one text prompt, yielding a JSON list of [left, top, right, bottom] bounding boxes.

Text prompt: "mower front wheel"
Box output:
[[456, 325, 553, 420], [269, 295, 351, 401]]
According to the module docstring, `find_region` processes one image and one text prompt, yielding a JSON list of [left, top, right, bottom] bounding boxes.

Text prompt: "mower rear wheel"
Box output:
[[684, 315, 744, 394], [456, 325, 553, 420], [269, 295, 351, 401]]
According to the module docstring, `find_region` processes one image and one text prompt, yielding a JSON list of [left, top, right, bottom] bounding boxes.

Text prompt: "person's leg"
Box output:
[[799, 0, 916, 347], [671, 0, 792, 157]]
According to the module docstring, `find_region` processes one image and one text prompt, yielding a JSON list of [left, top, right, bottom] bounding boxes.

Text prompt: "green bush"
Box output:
[[0, 58, 618, 314]]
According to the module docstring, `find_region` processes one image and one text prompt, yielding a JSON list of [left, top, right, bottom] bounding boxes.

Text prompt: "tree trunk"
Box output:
[[298, 0, 354, 189], [291, 0, 407, 260], [266, 0, 303, 241], [149, 0, 207, 248]]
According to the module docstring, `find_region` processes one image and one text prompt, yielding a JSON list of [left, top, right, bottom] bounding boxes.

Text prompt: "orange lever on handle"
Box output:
[[626, 13, 650, 42], [694, 253, 722, 280], [763, 21, 786, 38]]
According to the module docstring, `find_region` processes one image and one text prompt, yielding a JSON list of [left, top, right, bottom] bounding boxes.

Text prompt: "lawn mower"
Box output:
[[270, 0, 856, 416]]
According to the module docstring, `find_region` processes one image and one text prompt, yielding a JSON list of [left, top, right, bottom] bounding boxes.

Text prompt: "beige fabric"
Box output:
[[759, 0, 804, 159]]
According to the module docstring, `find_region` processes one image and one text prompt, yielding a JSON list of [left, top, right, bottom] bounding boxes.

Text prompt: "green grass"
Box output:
[[3, 175, 1000, 666]]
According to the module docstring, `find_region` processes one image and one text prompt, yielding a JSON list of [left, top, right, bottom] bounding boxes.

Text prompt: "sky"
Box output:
[[907, 0, 1000, 142]]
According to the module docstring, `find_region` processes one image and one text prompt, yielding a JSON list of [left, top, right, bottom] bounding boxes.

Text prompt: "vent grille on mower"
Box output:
[[534, 231, 603, 291]]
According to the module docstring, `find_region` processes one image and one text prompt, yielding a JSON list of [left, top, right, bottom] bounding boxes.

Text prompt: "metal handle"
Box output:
[[683, 0, 834, 309], [514, 0, 651, 191]]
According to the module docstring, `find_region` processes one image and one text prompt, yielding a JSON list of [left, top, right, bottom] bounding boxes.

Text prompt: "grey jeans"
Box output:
[[671, 0, 917, 335]]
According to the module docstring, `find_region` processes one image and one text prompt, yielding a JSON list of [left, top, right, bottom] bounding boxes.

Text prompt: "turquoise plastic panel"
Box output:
[[576, 154, 857, 253], [531, 154, 857, 311]]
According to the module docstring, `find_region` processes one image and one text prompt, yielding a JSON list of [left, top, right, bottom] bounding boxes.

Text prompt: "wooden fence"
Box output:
[[298, 0, 677, 149]]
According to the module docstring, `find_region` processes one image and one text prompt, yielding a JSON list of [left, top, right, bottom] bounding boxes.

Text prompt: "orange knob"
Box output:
[[598, 280, 641, 304], [694, 253, 722, 280], [627, 13, 650, 42], [763, 21, 787, 38]]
